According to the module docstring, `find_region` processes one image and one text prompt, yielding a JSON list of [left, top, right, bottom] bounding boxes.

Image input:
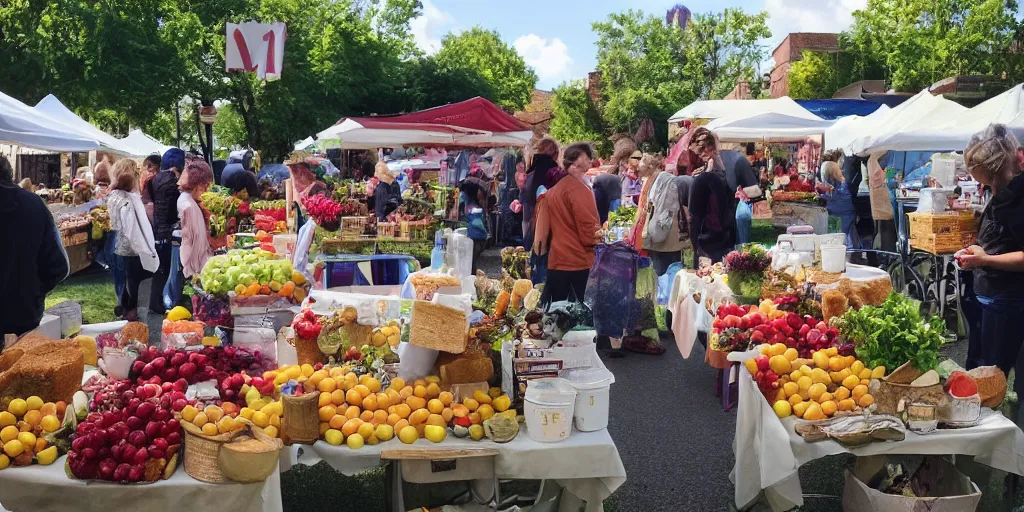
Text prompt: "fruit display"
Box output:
[[769, 190, 818, 203], [0, 395, 73, 469], [294, 365, 516, 449], [198, 248, 308, 301], [746, 342, 885, 421], [67, 382, 183, 483], [56, 212, 91, 231], [253, 209, 286, 233], [712, 300, 840, 358], [127, 345, 275, 404]]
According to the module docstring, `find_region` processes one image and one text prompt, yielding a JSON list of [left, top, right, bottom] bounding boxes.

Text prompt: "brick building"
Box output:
[[768, 33, 840, 98], [513, 89, 554, 138]]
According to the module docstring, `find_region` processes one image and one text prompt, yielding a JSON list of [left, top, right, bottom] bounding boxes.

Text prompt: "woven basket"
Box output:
[[217, 426, 284, 483], [281, 391, 321, 445], [293, 335, 326, 366], [181, 420, 243, 483]]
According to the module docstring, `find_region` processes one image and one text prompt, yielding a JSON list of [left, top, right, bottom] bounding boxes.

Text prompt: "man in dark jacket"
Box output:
[[592, 173, 622, 224], [146, 148, 184, 315], [720, 149, 760, 244], [221, 150, 258, 199], [0, 157, 69, 341]]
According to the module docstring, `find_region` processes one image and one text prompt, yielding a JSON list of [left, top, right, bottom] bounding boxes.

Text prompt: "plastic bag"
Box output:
[[584, 243, 638, 338], [657, 261, 684, 305]]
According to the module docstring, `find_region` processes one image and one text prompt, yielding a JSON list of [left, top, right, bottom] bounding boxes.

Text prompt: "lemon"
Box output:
[[871, 366, 887, 379], [167, 306, 192, 321], [25, 396, 43, 412], [808, 383, 827, 402], [803, 402, 825, 421], [36, 446, 58, 466], [347, 433, 365, 449], [492, 395, 511, 413], [262, 426, 279, 438], [783, 348, 799, 362], [842, 375, 861, 390], [398, 426, 418, 444], [252, 411, 270, 428], [15, 432, 34, 449], [357, 422, 374, 440], [0, 426, 18, 444], [0, 454, 8, 470], [7, 399, 27, 417], [796, 376, 813, 392], [744, 359, 758, 376], [769, 343, 787, 357], [375, 424, 394, 441], [468, 424, 484, 441], [324, 428, 344, 446], [424, 425, 447, 443], [782, 381, 799, 397], [181, 405, 199, 423], [0, 412, 15, 428], [792, 402, 809, 418], [769, 355, 791, 375], [3, 440, 24, 458], [820, 400, 838, 417], [772, 400, 792, 418]]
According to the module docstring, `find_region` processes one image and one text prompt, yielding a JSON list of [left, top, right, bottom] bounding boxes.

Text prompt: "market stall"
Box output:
[[0, 90, 99, 152]]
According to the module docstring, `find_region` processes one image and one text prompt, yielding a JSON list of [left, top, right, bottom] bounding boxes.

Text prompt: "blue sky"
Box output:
[[411, 0, 869, 90]]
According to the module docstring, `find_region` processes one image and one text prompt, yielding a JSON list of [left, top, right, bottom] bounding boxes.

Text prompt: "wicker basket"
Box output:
[[908, 210, 978, 235], [181, 420, 244, 483], [217, 426, 284, 483], [909, 231, 977, 255], [281, 391, 321, 445], [293, 335, 325, 366]]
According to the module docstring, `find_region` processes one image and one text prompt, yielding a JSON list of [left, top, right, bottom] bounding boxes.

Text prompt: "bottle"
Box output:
[[430, 230, 446, 270]]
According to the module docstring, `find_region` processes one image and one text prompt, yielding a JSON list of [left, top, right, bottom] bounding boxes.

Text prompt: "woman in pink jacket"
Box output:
[[176, 160, 214, 278]]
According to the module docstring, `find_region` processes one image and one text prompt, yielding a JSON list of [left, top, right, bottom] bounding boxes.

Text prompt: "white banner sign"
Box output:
[[225, 21, 286, 81]]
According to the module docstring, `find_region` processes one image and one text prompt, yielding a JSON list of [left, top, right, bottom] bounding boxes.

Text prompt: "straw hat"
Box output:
[[284, 150, 313, 167]]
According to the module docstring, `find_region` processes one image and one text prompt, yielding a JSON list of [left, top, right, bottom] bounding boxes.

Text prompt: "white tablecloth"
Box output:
[[731, 369, 1024, 511], [0, 456, 282, 512], [282, 428, 626, 512]]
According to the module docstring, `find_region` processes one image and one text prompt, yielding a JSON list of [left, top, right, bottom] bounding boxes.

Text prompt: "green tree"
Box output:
[[787, 51, 840, 99], [592, 8, 768, 148], [849, 0, 1019, 91], [213, 103, 249, 150], [433, 27, 537, 111], [549, 80, 610, 154]]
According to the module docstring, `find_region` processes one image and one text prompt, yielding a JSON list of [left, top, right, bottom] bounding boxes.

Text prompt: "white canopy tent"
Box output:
[[668, 96, 819, 123], [846, 90, 968, 156], [854, 83, 1024, 153], [822, 104, 890, 154], [705, 112, 836, 142], [0, 91, 99, 152], [34, 94, 148, 156], [309, 118, 493, 150], [119, 129, 173, 156]]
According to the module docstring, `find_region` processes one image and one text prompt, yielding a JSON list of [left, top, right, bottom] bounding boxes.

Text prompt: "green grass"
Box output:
[[45, 270, 118, 324]]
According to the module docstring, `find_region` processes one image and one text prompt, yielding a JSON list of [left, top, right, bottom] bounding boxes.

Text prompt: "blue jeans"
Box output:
[[735, 201, 752, 245], [972, 294, 1024, 374], [163, 244, 184, 310], [111, 249, 126, 308], [530, 252, 548, 285]]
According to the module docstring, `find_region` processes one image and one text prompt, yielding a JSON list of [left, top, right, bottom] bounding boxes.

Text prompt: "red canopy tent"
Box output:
[[309, 97, 533, 149]]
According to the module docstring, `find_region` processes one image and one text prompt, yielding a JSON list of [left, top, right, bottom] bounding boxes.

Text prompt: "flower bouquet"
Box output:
[[724, 244, 771, 303], [301, 195, 342, 231]]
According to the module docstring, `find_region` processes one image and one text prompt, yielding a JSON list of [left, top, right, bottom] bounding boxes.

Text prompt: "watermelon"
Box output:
[[946, 370, 979, 398]]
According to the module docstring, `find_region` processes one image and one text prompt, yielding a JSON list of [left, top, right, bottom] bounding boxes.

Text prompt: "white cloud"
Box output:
[[410, 0, 455, 54], [763, 0, 867, 58], [513, 34, 573, 90]]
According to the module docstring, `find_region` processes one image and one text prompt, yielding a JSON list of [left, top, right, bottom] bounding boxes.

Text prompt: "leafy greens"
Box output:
[[835, 292, 946, 371]]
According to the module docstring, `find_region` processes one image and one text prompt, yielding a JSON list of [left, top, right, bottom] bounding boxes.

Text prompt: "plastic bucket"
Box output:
[[561, 367, 615, 431], [820, 244, 847, 273], [524, 378, 576, 442]]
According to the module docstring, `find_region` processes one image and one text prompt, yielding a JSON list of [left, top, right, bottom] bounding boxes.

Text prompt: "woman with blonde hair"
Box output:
[[957, 124, 1024, 374], [106, 159, 158, 321], [819, 152, 860, 249]]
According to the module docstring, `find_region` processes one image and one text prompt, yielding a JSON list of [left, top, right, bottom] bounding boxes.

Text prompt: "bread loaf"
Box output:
[[0, 333, 84, 403]]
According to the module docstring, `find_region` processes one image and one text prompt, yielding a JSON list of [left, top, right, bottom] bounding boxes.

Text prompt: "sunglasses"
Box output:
[[630, 156, 641, 161]]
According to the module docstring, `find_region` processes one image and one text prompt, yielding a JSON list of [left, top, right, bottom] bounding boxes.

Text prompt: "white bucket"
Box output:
[[523, 378, 576, 442], [820, 244, 847, 273], [561, 367, 615, 431]]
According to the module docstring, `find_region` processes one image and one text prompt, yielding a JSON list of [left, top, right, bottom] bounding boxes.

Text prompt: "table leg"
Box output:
[[392, 460, 405, 512]]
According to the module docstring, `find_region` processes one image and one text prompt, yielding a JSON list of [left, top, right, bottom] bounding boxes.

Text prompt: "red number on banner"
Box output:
[[262, 30, 276, 74], [232, 28, 254, 71]]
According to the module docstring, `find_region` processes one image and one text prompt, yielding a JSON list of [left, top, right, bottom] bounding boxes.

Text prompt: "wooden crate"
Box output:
[[340, 216, 373, 240], [910, 231, 977, 255], [908, 210, 978, 236]]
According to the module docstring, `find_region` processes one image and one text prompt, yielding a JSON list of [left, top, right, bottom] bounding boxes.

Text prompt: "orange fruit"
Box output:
[[329, 415, 346, 429], [365, 378, 382, 393], [202, 423, 219, 436], [852, 384, 868, 401], [390, 377, 406, 391], [319, 405, 336, 422], [405, 396, 426, 411], [468, 412, 481, 425], [399, 386, 414, 399], [833, 387, 851, 401], [318, 377, 337, 393], [425, 383, 441, 399], [344, 405, 361, 420], [409, 409, 430, 425], [820, 400, 838, 416], [439, 391, 454, 406], [22, 410, 41, 427], [376, 393, 391, 410], [342, 418, 363, 437], [395, 403, 411, 419], [362, 394, 378, 412], [393, 419, 410, 433], [387, 413, 401, 426], [838, 399, 856, 411], [318, 393, 333, 408], [346, 389, 363, 406], [319, 422, 330, 435], [441, 407, 453, 423], [858, 394, 875, 408], [452, 404, 469, 418], [463, 398, 479, 412], [359, 410, 374, 423], [426, 414, 446, 427], [372, 410, 389, 425], [828, 356, 844, 372], [386, 389, 403, 405], [788, 394, 804, 407], [330, 389, 346, 406], [353, 385, 371, 399], [413, 385, 427, 399], [427, 399, 444, 414], [39, 403, 57, 417]]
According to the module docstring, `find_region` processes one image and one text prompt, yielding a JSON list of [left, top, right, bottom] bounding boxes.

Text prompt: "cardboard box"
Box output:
[[842, 456, 981, 512]]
